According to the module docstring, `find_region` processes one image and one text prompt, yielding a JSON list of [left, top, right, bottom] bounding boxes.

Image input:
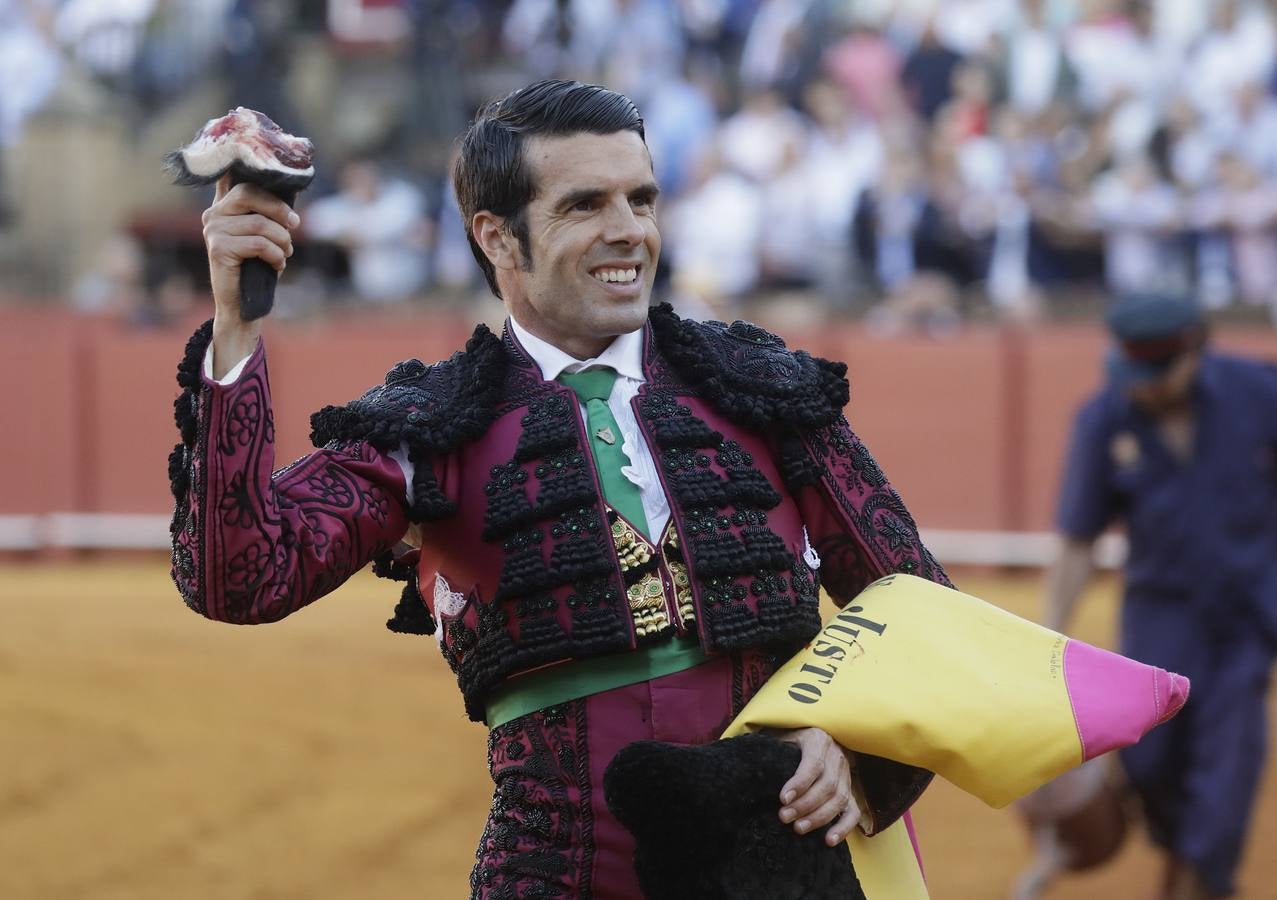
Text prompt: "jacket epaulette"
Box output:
[[308, 323, 507, 525], [309, 323, 506, 457], [647, 303, 849, 431]]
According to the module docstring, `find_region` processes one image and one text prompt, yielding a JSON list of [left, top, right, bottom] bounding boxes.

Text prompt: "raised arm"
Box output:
[[169, 178, 411, 624]]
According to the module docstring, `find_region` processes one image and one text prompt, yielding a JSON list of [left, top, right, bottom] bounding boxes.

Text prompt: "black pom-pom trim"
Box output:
[[169, 319, 213, 501], [386, 570, 435, 635]]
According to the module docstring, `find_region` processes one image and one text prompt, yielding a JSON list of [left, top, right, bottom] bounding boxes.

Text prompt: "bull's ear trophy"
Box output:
[[165, 108, 315, 321]]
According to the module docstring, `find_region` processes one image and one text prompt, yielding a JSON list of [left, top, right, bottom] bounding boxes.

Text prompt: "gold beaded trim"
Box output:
[[611, 515, 670, 635], [666, 559, 696, 625], [628, 572, 669, 637], [660, 520, 695, 625], [612, 518, 654, 572]]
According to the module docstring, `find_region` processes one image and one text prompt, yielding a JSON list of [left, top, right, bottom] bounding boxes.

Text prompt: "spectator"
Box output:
[[1088, 154, 1185, 295], [71, 232, 146, 316], [1064, 0, 1139, 113], [901, 14, 965, 122], [642, 56, 721, 197], [1191, 152, 1277, 316], [932, 0, 1013, 57], [855, 134, 929, 293], [715, 85, 807, 183], [665, 143, 764, 310], [433, 160, 479, 293], [739, 0, 814, 92], [1163, 96, 1219, 191], [1002, 0, 1072, 117], [758, 131, 817, 288], [0, 0, 61, 147], [223, 0, 304, 135], [1180, 0, 1275, 117], [798, 77, 884, 299], [1212, 80, 1277, 178], [501, 0, 619, 80], [303, 159, 432, 304], [54, 0, 156, 88], [601, 0, 686, 102], [823, 17, 905, 121]]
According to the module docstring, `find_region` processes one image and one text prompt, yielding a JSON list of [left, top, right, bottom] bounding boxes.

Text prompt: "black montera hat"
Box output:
[[603, 733, 865, 900]]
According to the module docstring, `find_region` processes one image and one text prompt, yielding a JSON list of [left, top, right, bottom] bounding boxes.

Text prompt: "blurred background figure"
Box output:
[[1086, 154, 1184, 296], [665, 141, 764, 315], [302, 158, 432, 305], [1011, 756, 1129, 900], [1041, 293, 1277, 900], [5, 0, 1277, 327], [0, 0, 61, 224]]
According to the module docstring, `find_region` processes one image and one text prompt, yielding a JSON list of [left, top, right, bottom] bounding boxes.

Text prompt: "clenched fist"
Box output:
[[203, 175, 299, 378]]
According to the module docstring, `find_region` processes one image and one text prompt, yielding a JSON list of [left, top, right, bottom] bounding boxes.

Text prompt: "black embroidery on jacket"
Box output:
[[308, 324, 507, 629], [472, 702, 592, 898], [804, 417, 953, 592], [647, 303, 849, 430], [169, 319, 214, 614], [372, 548, 434, 635], [636, 388, 819, 653]]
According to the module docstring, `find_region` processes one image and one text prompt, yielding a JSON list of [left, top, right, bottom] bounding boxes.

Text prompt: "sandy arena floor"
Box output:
[[1, 561, 1273, 899]]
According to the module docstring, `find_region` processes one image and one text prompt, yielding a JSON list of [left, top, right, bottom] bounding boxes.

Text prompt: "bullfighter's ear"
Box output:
[[471, 211, 519, 271]]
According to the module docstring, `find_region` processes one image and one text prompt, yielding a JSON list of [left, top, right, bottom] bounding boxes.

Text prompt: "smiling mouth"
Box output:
[[591, 266, 640, 284]]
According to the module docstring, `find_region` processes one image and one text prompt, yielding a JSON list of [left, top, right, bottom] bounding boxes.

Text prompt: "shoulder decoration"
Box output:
[[648, 303, 849, 430], [308, 323, 506, 455], [308, 323, 507, 525]]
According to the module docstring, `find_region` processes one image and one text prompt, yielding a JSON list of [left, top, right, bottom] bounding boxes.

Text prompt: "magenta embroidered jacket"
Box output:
[[168, 304, 951, 829]]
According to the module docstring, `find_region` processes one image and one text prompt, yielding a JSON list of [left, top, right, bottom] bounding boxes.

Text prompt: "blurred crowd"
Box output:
[[7, 0, 1277, 327]]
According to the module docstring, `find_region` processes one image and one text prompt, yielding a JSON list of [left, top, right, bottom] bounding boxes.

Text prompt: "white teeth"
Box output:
[[593, 267, 637, 284]]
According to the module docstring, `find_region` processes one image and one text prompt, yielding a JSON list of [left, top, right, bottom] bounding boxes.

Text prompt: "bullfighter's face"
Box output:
[[499, 130, 661, 359]]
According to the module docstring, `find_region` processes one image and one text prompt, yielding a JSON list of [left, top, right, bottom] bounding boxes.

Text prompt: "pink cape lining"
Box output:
[[1063, 640, 1191, 760]]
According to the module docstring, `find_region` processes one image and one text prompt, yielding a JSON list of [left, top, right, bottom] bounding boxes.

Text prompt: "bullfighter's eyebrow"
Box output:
[[554, 182, 661, 211]]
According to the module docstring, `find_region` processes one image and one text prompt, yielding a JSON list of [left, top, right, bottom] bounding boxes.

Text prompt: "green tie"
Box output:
[[558, 368, 651, 540]]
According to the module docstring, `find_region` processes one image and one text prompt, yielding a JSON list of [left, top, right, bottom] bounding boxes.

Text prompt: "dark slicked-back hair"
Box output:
[[453, 80, 646, 298]]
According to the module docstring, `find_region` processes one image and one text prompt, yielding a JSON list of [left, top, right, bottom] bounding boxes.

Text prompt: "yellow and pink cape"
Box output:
[[721, 574, 1189, 898]]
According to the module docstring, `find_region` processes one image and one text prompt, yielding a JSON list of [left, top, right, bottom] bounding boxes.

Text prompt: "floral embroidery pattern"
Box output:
[[227, 541, 270, 592], [226, 395, 260, 447], [218, 471, 255, 528], [305, 467, 356, 507]]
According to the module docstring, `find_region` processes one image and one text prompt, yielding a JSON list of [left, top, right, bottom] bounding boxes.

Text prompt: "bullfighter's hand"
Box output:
[[203, 174, 299, 315], [203, 174, 300, 376], [775, 726, 862, 846]]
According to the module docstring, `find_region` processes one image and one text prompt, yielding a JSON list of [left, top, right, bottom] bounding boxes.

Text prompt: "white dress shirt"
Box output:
[[204, 317, 671, 538]]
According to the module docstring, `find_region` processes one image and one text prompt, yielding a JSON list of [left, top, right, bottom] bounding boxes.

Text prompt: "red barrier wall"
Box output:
[[2, 307, 1273, 533]]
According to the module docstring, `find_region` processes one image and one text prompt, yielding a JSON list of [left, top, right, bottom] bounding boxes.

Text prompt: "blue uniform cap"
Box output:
[[1105, 293, 1203, 388], [1106, 293, 1202, 342]]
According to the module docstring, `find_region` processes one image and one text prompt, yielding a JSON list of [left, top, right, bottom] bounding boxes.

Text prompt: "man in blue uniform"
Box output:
[[1043, 292, 1277, 900]]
